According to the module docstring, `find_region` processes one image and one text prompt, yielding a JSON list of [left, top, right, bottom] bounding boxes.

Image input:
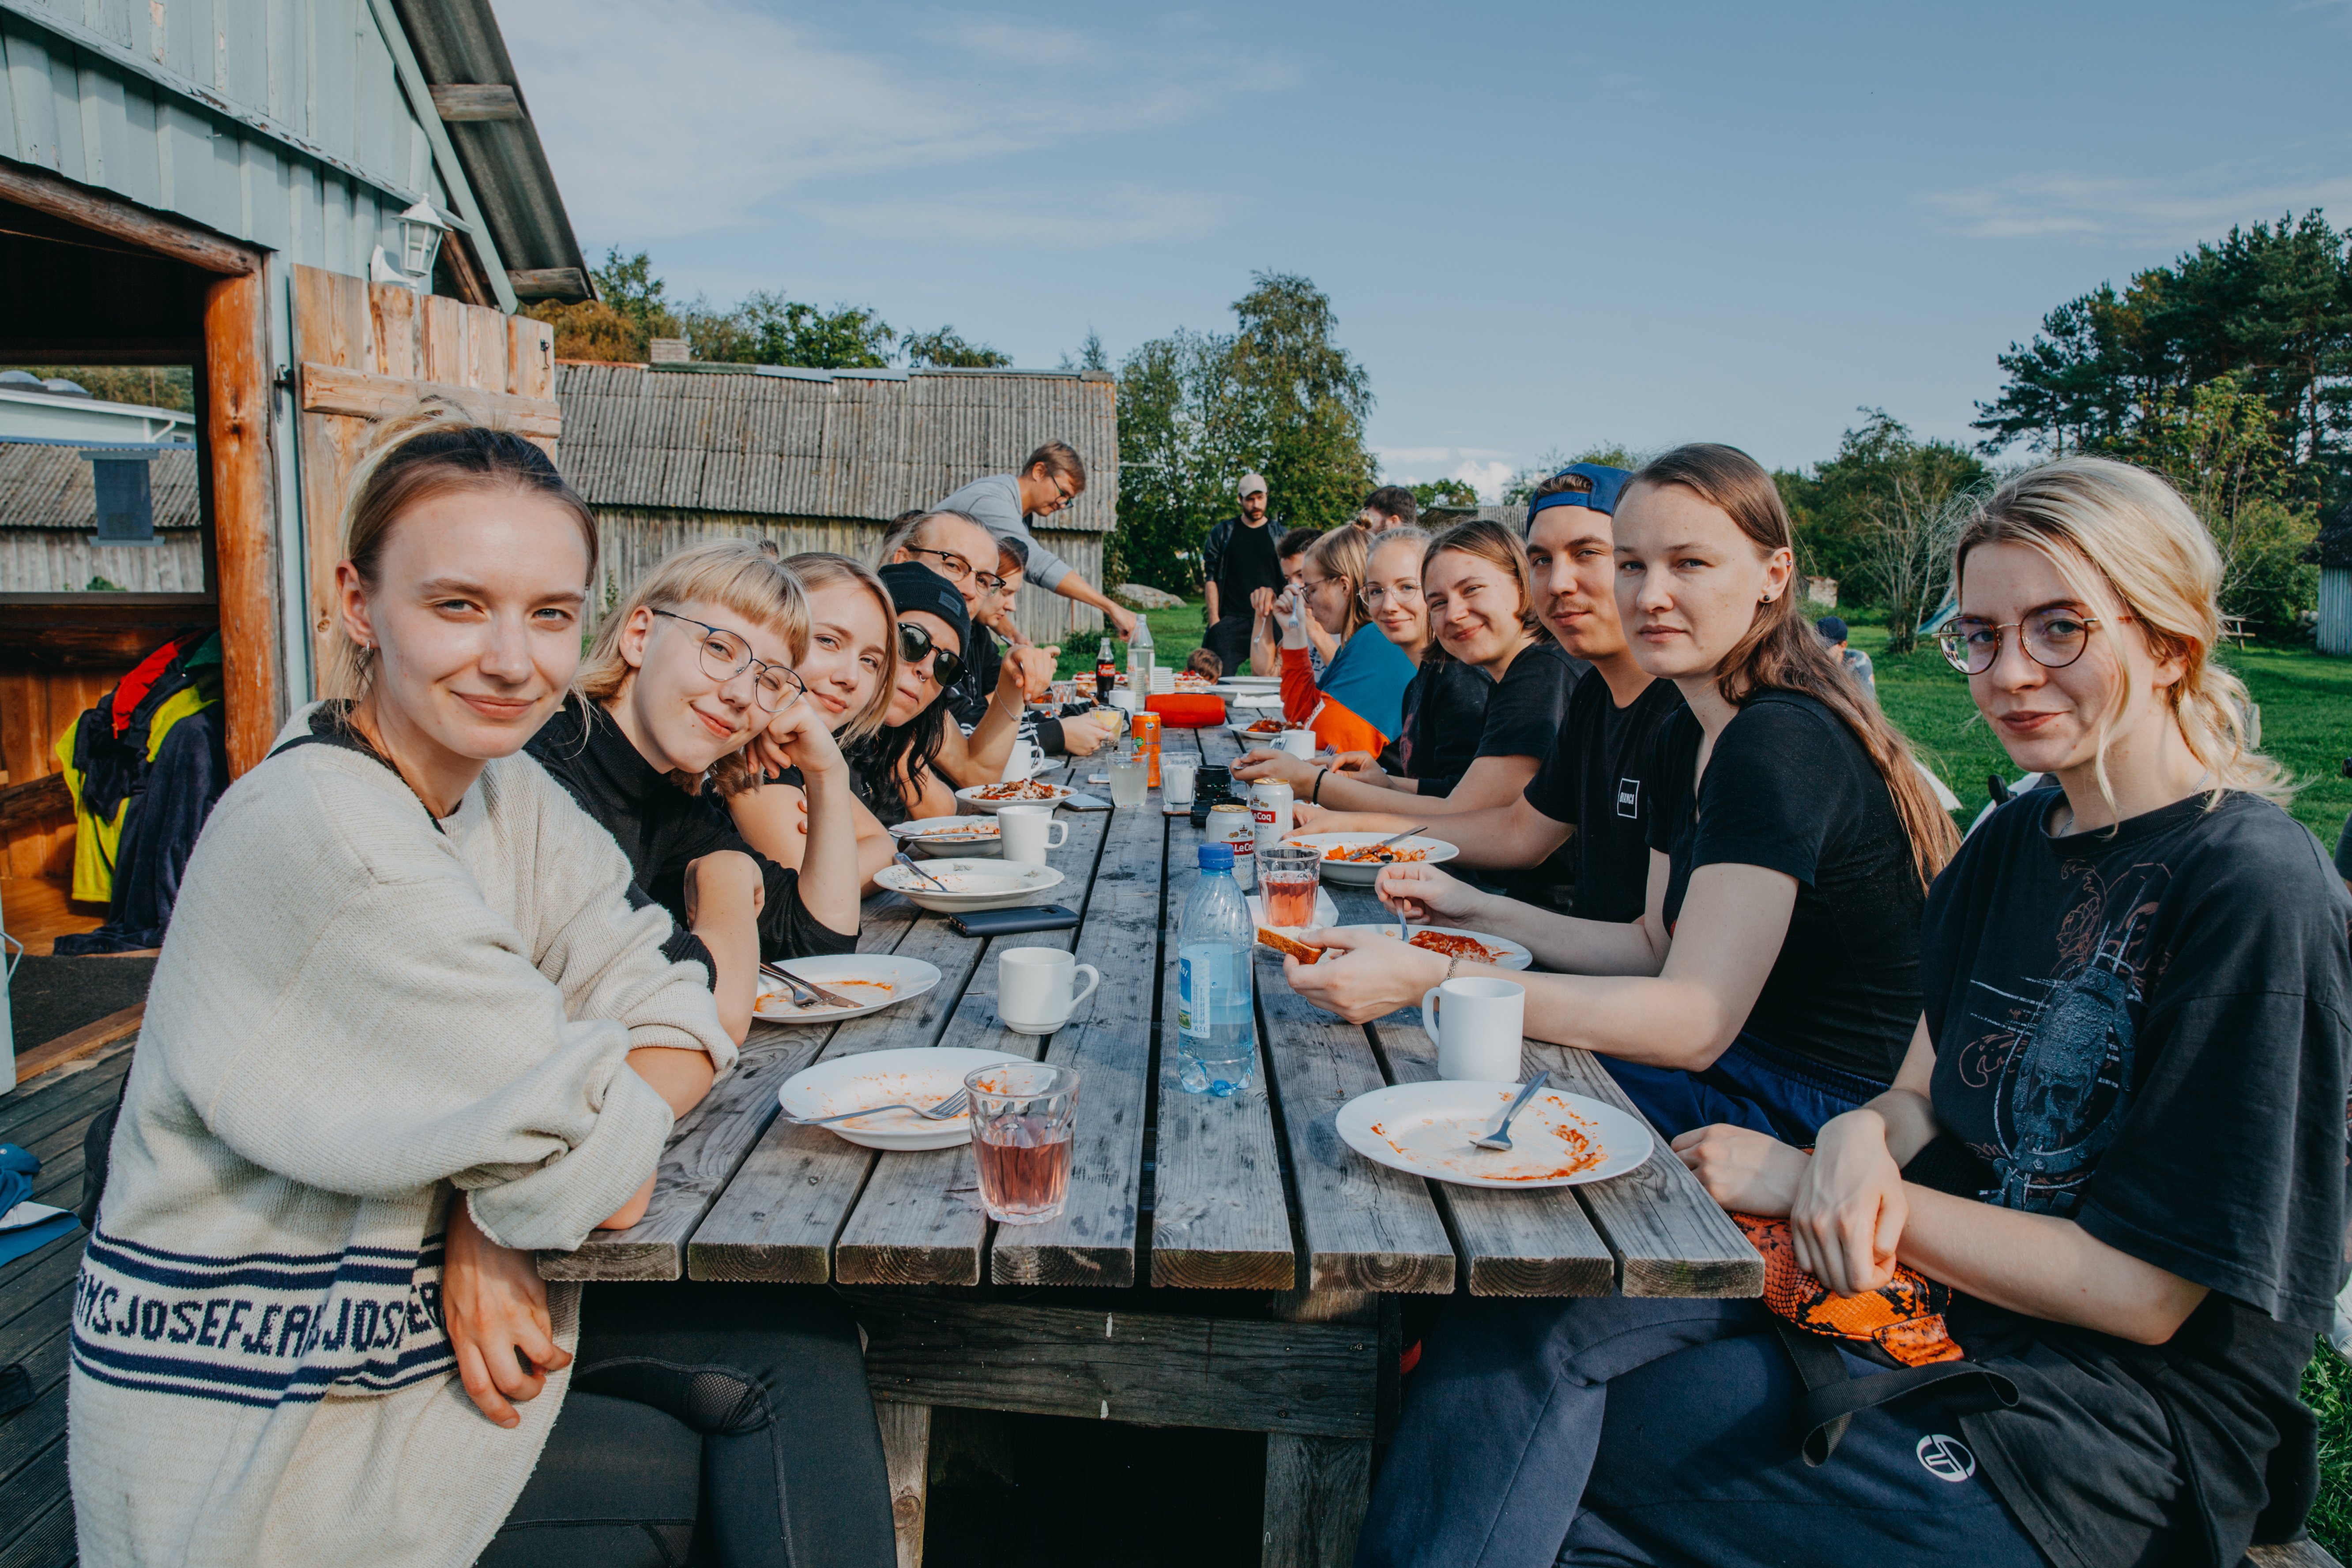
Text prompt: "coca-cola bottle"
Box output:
[[1095, 635, 1115, 704]]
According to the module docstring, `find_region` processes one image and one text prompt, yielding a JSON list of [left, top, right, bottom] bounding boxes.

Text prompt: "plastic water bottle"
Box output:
[[1127, 614, 1154, 691], [1175, 842, 1256, 1097]]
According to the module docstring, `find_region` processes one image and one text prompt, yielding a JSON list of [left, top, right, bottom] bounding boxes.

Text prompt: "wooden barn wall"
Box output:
[[592, 510, 1106, 645], [0, 0, 445, 282], [0, 531, 206, 592]]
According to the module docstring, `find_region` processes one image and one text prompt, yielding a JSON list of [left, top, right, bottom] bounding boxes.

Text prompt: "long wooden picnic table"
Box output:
[[544, 722, 1762, 1568]]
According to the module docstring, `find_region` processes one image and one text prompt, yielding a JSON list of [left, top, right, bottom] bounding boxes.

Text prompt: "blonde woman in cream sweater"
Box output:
[[68, 413, 895, 1568]]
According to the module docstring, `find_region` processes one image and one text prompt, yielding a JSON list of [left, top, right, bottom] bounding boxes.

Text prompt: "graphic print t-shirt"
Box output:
[[1524, 674, 1684, 923], [1915, 787, 2352, 1568]]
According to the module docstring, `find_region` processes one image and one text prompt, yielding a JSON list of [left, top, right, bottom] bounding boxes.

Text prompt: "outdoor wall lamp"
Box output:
[[370, 200, 455, 292]]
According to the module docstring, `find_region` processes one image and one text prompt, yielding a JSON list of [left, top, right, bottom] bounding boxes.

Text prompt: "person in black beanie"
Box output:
[[854, 562, 971, 824]]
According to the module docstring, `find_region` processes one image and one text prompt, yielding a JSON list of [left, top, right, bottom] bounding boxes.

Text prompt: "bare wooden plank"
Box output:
[[298, 360, 561, 437], [539, 1025, 826, 1281], [1368, 1014, 1614, 1297], [687, 912, 990, 1282], [1533, 1045, 1762, 1297], [1257, 956, 1455, 1295], [2248, 1544, 2348, 1568], [989, 794, 1159, 1286], [0, 155, 258, 274], [1148, 801, 1294, 1291], [1262, 1434, 1373, 1568], [12, 1004, 141, 1084], [876, 1403, 930, 1568], [427, 82, 521, 120], [845, 1293, 1378, 1438], [202, 267, 277, 775]]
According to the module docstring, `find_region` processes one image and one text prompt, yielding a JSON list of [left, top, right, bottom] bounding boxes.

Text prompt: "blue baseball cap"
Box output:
[[1524, 463, 1634, 523]]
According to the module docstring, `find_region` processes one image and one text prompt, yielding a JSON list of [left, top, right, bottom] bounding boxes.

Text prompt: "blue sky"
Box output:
[[499, 0, 2352, 497]]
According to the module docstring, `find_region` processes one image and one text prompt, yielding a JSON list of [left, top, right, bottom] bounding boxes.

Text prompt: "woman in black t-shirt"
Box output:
[[1242, 521, 1583, 823], [1293, 446, 1957, 1140], [1355, 454, 2352, 1568]]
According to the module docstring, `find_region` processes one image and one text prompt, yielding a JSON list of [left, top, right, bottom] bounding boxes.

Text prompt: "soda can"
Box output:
[[1209, 801, 1257, 887], [1252, 778, 1294, 850], [1130, 711, 1163, 786]]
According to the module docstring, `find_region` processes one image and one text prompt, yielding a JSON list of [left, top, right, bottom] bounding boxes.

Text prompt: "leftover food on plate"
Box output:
[[1407, 930, 1505, 963], [1316, 842, 1430, 864], [971, 778, 1068, 801], [755, 977, 897, 1015]]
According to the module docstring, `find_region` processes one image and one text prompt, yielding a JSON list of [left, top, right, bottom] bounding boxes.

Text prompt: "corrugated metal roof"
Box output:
[[0, 441, 203, 531], [554, 364, 1119, 533]]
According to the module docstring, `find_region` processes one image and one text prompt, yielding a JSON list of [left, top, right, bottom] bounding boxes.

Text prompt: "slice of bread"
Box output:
[[1257, 926, 1325, 963]]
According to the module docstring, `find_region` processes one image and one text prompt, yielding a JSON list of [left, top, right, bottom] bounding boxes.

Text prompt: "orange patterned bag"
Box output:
[[1732, 1212, 1963, 1368]]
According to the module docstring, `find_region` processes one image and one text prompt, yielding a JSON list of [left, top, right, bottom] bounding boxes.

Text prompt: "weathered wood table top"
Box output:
[[545, 724, 1763, 1301]]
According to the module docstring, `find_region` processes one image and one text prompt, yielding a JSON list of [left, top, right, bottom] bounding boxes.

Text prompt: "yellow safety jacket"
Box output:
[[54, 684, 215, 904]]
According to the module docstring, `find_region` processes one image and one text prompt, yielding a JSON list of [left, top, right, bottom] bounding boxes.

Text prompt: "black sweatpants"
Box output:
[[478, 1282, 897, 1568]]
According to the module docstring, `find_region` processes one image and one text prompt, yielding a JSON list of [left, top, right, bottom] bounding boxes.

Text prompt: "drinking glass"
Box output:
[[1106, 747, 1148, 807], [1163, 760, 1198, 808], [965, 1060, 1081, 1224], [1258, 842, 1321, 929]]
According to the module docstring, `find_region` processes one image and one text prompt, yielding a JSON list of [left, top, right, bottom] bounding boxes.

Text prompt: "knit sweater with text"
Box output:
[[68, 706, 735, 1568]]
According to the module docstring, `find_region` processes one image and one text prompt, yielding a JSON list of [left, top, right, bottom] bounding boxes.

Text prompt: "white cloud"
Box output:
[[1376, 444, 1505, 467], [1918, 167, 2352, 246], [1374, 447, 1518, 503], [497, 0, 1291, 241], [1450, 459, 1515, 501]]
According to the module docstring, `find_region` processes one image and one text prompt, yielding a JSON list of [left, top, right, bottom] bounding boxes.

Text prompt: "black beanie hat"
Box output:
[[877, 561, 971, 654]]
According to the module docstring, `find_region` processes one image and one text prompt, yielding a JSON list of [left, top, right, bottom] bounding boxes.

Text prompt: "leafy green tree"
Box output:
[[735, 293, 896, 369], [1108, 274, 1377, 590], [1059, 331, 1109, 372], [592, 248, 681, 344], [904, 327, 1012, 368], [1410, 479, 1479, 509], [1784, 411, 1989, 648]]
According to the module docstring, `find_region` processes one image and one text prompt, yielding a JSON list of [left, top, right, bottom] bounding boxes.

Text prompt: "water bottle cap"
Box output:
[[1198, 842, 1234, 870]]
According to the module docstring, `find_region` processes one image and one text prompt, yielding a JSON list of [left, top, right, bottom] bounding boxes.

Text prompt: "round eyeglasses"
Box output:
[[1359, 581, 1423, 609], [1937, 609, 2130, 676], [651, 609, 806, 711]]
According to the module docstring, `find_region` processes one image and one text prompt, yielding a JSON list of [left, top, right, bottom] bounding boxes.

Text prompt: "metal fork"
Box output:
[[786, 1088, 971, 1127], [1471, 1071, 1550, 1152], [759, 962, 858, 1011], [892, 851, 951, 891]]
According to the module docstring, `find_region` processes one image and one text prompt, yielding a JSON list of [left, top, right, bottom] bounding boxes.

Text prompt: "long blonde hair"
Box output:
[[1955, 455, 2291, 812], [1309, 525, 1373, 641], [330, 402, 598, 701], [783, 551, 899, 747], [1631, 444, 1961, 888], [579, 540, 811, 797]]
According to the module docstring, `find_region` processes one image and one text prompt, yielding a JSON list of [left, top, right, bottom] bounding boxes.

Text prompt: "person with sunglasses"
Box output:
[[877, 508, 1058, 786], [931, 440, 1140, 640], [846, 564, 976, 825], [528, 541, 860, 1044]]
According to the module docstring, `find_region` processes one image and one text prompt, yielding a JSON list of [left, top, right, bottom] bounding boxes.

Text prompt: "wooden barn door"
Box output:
[[290, 264, 560, 693]]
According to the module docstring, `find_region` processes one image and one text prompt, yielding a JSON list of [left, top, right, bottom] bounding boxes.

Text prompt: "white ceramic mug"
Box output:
[[1162, 760, 1198, 806], [997, 804, 1069, 864], [999, 738, 1046, 783], [1420, 977, 1525, 1081], [998, 946, 1101, 1036], [1279, 729, 1315, 759]]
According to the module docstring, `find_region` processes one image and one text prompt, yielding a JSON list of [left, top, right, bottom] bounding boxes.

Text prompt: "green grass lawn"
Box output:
[[1051, 598, 1209, 683]]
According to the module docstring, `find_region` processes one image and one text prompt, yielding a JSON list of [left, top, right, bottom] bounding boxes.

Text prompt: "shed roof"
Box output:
[[0, 442, 203, 531], [555, 363, 1119, 533]]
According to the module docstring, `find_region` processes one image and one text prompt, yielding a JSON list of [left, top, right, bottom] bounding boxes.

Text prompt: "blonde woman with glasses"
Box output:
[[1268, 524, 1420, 759], [528, 540, 860, 1044]]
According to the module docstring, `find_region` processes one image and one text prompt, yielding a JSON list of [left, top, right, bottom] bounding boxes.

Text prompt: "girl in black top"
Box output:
[[527, 540, 861, 1043], [1250, 520, 1586, 904], [1358, 454, 2351, 1568], [843, 561, 970, 826], [1296, 445, 1957, 1139]]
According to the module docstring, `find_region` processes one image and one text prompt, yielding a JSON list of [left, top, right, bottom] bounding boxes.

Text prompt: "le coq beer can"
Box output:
[[1252, 778, 1293, 851]]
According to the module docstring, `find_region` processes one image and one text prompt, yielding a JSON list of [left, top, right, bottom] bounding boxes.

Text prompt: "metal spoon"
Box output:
[[1471, 1071, 1551, 1152]]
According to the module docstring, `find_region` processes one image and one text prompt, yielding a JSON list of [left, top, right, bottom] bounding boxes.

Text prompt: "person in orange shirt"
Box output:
[[1271, 526, 1418, 760]]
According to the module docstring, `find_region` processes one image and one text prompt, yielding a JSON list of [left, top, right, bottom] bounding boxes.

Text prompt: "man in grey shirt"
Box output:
[[933, 441, 1138, 638]]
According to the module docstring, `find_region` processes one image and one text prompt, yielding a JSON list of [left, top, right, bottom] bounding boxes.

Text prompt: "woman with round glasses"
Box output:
[[1355, 454, 2350, 1568], [529, 540, 861, 1043], [1270, 525, 1420, 758], [842, 562, 973, 826]]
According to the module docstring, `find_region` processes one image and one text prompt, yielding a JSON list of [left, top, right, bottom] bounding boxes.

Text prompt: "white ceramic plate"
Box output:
[[1227, 692, 1283, 711], [888, 816, 1004, 858], [1336, 1083, 1654, 1188], [1217, 676, 1282, 689], [752, 954, 943, 1024], [1328, 925, 1533, 971], [1226, 722, 1293, 745], [954, 781, 1076, 815], [872, 857, 1066, 912], [1279, 833, 1460, 886], [777, 1046, 1025, 1150]]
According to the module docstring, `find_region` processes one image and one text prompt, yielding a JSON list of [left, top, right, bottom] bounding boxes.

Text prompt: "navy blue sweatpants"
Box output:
[[1599, 1031, 1887, 1144], [1355, 1296, 2046, 1568]]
